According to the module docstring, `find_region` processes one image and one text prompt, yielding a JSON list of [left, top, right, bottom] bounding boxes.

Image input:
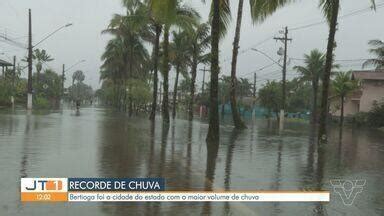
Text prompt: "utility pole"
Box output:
[[252, 73, 256, 120], [274, 26, 292, 130], [12, 56, 16, 109], [253, 73, 257, 98], [62, 64, 65, 96], [27, 9, 33, 110], [62, 64, 65, 106]]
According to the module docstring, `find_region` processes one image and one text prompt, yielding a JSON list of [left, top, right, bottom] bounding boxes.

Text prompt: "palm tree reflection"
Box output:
[[223, 129, 242, 215], [202, 139, 220, 215], [185, 122, 193, 189]]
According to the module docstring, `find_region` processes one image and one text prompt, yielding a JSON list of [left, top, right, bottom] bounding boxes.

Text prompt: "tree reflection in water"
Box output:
[[223, 129, 242, 215], [202, 138, 219, 215]]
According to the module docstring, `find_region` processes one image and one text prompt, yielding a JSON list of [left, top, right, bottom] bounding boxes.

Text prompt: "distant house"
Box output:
[[330, 70, 384, 116], [0, 59, 13, 75]]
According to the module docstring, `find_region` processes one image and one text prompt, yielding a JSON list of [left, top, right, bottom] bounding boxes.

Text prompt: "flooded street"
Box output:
[[1, 107, 383, 215]]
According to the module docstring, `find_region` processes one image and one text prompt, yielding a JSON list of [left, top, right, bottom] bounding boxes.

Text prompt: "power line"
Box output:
[[222, 35, 275, 63], [222, 2, 384, 66], [0, 33, 27, 49], [290, 57, 370, 62], [289, 2, 384, 31]]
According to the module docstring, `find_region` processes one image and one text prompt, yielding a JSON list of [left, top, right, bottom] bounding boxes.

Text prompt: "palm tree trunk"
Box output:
[[128, 84, 133, 117], [318, 0, 340, 143], [128, 43, 134, 116], [162, 26, 170, 125], [312, 80, 319, 124], [206, 0, 220, 142], [229, 0, 247, 130], [340, 95, 344, 128], [221, 97, 225, 116], [113, 80, 118, 108], [123, 78, 127, 112], [150, 24, 162, 121], [172, 65, 180, 119], [189, 54, 198, 121]]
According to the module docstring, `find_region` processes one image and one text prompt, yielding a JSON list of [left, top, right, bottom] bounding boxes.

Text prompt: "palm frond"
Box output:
[[250, 0, 294, 24], [209, 0, 231, 38]]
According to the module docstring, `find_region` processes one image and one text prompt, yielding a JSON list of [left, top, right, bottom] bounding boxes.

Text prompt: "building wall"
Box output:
[[331, 80, 384, 117], [359, 80, 384, 112], [330, 97, 359, 117]]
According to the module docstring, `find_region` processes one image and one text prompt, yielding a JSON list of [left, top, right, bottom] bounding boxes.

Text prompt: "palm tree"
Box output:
[[332, 71, 358, 128], [33, 49, 54, 79], [72, 70, 85, 85], [149, 23, 162, 120], [151, 0, 200, 125], [219, 75, 232, 116], [101, 2, 151, 112], [238, 78, 252, 100], [186, 23, 210, 121], [229, 0, 295, 129], [294, 49, 325, 124], [206, 0, 230, 142], [318, 0, 376, 143], [169, 30, 190, 119], [258, 80, 282, 119], [363, 39, 384, 70], [119, 0, 164, 120], [100, 38, 127, 108], [206, 0, 295, 139]]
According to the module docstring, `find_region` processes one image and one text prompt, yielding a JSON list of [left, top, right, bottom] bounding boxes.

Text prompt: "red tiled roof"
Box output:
[[352, 70, 384, 80]]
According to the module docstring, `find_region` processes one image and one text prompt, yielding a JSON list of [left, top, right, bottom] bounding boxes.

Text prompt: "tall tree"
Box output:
[[101, 1, 151, 112], [186, 23, 210, 121], [230, 0, 295, 129], [151, 0, 200, 125], [162, 25, 171, 123], [120, 0, 163, 119], [206, 0, 230, 142], [206, 0, 294, 139], [169, 30, 190, 119], [33, 49, 54, 76], [294, 49, 325, 124], [332, 71, 358, 128], [72, 70, 85, 85], [149, 24, 162, 120], [318, 0, 376, 143], [229, 0, 247, 129], [258, 80, 282, 119], [363, 39, 384, 70]]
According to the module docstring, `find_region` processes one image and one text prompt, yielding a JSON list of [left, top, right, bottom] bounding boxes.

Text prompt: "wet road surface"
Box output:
[[0, 107, 383, 215]]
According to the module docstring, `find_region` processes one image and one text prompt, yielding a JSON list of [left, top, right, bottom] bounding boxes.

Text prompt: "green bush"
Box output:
[[367, 104, 384, 127], [34, 96, 50, 109], [350, 112, 369, 126]]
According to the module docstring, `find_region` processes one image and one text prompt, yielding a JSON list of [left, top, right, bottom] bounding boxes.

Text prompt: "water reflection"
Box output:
[[19, 115, 31, 178], [202, 139, 219, 216], [223, 129, 242, 215], [0, 109, 383, 215], [185, 122, 193, 189]]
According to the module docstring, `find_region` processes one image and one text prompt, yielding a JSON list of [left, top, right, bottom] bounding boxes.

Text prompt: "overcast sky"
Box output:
[[1, 0, 383, 90]]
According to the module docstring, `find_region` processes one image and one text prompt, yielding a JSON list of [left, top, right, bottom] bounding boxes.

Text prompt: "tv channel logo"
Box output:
[[330, 179, 365, 206], [21, 178, 68, 193]]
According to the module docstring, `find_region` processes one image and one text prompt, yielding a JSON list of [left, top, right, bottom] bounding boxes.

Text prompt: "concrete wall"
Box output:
[[359, 80, 384, 112]]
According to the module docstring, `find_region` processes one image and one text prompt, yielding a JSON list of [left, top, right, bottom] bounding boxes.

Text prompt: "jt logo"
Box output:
[[26, 180, 62, 191], [330, 179, 365, 206]]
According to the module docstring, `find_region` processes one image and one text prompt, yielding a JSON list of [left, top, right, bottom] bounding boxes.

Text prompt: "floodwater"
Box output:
[[0, 107, 383, 216]]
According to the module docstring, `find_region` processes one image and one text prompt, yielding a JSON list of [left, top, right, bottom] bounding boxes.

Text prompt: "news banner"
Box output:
[[21, 178, 330, 202]]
